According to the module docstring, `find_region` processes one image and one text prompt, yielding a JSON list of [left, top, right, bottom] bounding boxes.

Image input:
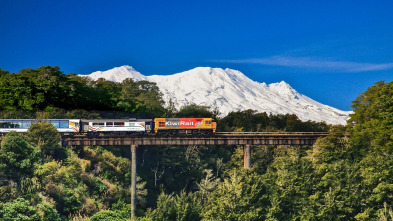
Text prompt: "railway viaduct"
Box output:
[[61, 132, 328, 219]]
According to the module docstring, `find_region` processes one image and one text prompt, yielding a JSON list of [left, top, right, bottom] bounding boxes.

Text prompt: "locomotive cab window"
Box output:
[[159, 122, 165, 127]]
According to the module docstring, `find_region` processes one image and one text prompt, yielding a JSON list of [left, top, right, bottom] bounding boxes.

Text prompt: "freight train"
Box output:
[[0, 118, 217, 136]]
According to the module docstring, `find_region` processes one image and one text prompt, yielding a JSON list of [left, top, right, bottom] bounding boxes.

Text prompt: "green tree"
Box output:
[[134, 81, 166, 115], [0, 68, 9, 76], [143, 191, 202, 221], [0, 198, 40, 221], [196, 169, 220, 203], [203, 170, 267, 221], [165, 98, 177, 117], [89, 210, 126, 221], [349, 81, 393, 151], [25, 122, 61, 158], [0, 72, 32, 110], [0, 197, 60, 221], [262, 146, 317, 220], [344, 80, 393, 219], [218, 110, 328, 132], [0, 132, 40, 181], [66, 74, 99, 110], [117, 79, 165, 116], [90, 78, 121, 110]]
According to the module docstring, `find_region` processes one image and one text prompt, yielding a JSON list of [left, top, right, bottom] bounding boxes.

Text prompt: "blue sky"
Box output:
[[1, 0, 393, 111]]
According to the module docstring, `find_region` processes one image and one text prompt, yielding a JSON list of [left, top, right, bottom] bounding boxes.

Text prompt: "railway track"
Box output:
[[215, 132, 329, 136]]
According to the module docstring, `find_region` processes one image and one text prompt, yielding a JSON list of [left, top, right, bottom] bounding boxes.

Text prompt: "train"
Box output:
[[0, 118, 217, 136]]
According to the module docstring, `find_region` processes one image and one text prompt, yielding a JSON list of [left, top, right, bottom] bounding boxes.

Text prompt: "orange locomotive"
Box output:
[[154, 118, 216, 135]]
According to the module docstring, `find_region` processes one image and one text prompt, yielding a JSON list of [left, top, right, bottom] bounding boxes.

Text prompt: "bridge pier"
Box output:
[[244, 145, 251, 169], [130, 144, 137, 220]]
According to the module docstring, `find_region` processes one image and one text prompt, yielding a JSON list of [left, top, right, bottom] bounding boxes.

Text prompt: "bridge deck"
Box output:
[[61, 132, 328, 146]]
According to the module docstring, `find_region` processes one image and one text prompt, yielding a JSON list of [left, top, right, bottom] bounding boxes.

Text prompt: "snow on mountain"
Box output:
[[88, 65, 148, 82], [82, 65, 351, 125]]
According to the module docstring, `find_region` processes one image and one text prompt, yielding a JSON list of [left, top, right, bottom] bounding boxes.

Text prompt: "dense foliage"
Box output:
[[0, 66, 392, 220], [0, 66, 166, 118]]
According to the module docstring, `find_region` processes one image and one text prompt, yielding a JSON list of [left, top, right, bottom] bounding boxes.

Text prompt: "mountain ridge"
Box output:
[[82, 65, 350, 125]]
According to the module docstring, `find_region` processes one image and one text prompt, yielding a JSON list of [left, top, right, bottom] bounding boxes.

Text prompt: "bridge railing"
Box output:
[[216, 132, 329, 136]]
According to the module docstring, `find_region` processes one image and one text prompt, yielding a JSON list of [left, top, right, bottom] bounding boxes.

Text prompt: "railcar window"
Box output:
[[159, 122, 165, 127], [60, 121, 69, 128], [50, 121, 61, 128], [22, 121, 32, 128], [0, 122, 11, 128], [114, 122, 124, 127], [92, 123, 105, 127], [12, 121, 22, 128], [106, 122, 114, 127]]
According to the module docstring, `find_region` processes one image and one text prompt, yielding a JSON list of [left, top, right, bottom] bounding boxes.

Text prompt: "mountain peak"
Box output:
[[88, 65, 147, 82], [270, 80, 291, 87], [118, 65, 136, 71], [268, 80, 297, 95]]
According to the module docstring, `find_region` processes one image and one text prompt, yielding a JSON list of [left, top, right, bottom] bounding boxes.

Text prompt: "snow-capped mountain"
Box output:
[[83, 65, 350, 125], [88, 65, 147, 82]]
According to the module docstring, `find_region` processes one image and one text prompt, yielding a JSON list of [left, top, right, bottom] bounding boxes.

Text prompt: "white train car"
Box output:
[[81, 119, 153, 134]]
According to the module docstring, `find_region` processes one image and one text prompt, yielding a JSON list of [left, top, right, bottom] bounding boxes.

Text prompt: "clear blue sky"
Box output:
[[1, 0, 393, 111]]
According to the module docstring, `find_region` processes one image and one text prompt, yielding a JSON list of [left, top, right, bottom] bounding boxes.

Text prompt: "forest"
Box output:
[[0, 66, 393, 220]]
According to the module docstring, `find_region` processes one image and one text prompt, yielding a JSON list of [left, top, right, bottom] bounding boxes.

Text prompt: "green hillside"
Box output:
[[1, 66, 392, 220]]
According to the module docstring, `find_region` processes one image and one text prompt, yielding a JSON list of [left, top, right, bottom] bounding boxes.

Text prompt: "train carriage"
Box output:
[[154, 118, 216, 135], [81, 118, 153, 135], [0, 119, 80, 135]]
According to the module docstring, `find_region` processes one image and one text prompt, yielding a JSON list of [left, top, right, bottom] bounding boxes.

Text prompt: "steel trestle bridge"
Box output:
[[61, 132, 328, 146], [0, 131, 330, 219], [60, 131, 329, 219]]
